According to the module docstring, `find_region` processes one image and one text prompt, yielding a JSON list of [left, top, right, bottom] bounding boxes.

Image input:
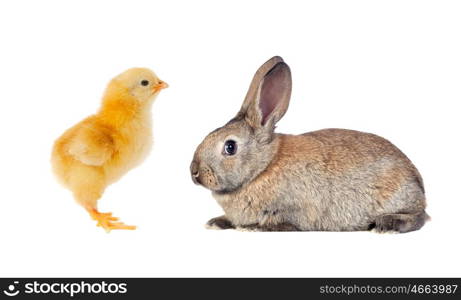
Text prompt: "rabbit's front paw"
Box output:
[[205, 216, 235, 230]]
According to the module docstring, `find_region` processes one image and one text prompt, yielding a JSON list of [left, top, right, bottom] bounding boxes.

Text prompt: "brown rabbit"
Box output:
[[190, 56, 429, 233]]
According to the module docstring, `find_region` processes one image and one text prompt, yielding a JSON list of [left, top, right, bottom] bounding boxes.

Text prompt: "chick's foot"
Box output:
[[88, 209, 136, 232]]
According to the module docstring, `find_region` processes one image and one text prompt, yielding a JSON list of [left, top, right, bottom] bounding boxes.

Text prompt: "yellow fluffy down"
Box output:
[[51, 68, 167, 230]]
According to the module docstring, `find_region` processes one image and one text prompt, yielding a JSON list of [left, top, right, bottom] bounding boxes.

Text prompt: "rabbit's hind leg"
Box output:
[[371, 211, 430, 233]]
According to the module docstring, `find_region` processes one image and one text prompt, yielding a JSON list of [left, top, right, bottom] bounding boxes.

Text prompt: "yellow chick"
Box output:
[[52, 68, 168, 232]]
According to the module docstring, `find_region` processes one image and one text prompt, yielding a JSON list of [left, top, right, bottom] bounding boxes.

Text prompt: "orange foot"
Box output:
[[88, 209, 136, 232]]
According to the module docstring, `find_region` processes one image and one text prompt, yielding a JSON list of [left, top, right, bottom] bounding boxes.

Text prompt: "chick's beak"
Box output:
[[153, 80, 169, 92]]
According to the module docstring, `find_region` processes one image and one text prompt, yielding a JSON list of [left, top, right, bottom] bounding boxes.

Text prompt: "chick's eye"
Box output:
[[141, 80, 149, 86], [224, 140, 237, 156]]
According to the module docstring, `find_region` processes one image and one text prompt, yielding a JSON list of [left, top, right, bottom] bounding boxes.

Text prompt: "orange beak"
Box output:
[[153, 80, 169, 92]]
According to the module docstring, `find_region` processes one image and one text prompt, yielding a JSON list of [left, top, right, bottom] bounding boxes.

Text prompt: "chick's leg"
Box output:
[[86, 207, 136, 232], [72, 177, 136, 232]]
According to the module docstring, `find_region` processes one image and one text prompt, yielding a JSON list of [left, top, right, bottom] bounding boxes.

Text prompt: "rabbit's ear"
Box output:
[[239, 56, 285, 115], [241, 61, 292, 143]]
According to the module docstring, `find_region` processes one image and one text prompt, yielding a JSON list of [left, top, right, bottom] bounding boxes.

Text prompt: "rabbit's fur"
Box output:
[[191, 56, 428, 233]]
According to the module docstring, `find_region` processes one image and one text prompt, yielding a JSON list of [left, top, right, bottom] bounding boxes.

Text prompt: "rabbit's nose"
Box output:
[[190, 160, 200, 183], [190, 160, 199, 176]]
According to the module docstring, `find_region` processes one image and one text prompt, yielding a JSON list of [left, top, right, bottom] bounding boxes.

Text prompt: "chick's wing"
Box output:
[[67, 122, 115, 166]]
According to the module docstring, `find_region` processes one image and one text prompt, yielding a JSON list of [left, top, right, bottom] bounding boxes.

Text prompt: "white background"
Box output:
[[0, 0, 460, 277]]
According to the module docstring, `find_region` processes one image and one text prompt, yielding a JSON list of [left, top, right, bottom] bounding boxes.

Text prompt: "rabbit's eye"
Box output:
[[141, 80, 149, 86], [224, 140, 237, 156]]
